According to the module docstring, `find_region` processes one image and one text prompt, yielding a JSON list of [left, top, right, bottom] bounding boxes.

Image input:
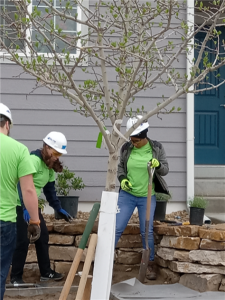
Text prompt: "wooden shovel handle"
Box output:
[[146, 162, 154, 222], [59, 203, 100, 300], [75, 234, 98, 300], [59, 249, 83, 300]]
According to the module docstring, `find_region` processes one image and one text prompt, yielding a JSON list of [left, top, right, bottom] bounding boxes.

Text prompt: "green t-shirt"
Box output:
[[17, 154, 55, 205], [127, 142, 155, 197], [0, 133, 36, 222]]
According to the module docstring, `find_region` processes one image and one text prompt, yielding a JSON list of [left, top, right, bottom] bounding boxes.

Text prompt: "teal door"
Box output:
[[194, 27, 225, 164]]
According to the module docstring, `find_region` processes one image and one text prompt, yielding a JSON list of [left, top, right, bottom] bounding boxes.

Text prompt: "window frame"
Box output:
[[0, 0, 89, 63]]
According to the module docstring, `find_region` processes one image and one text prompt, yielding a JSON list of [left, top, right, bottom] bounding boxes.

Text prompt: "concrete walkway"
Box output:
[[110, 278, 225, 300]]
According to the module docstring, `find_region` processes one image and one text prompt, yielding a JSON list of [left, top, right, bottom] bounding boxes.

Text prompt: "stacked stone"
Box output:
[[154, 223, 225, 292], [8, 216, 225, 293], [10, 219, 143, 282]]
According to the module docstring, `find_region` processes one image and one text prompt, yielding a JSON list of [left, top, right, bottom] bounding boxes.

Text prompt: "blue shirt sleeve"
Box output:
[[43, 181, 62, 211]]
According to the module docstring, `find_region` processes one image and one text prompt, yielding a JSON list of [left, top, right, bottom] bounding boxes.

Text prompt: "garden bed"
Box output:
[[6, 210, 225, 296]]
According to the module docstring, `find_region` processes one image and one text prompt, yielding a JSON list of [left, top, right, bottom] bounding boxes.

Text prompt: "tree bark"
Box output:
[[105, 150, 119, 192]]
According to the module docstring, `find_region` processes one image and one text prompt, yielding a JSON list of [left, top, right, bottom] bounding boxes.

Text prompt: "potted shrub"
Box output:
[[154, 192, 171, 221], [55, 166, 85, 219], [189, 196, 208, 226]]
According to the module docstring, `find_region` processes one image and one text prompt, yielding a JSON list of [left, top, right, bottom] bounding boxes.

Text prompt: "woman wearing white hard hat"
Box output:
[[115, 115, 170, 280], [10, 131, 72, 284]]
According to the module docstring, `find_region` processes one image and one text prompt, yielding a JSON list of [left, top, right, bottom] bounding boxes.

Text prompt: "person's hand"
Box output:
[[57, 208, 73, 222], [27, 222, 41, 243], [151, 158, 160, 168], [121, 179, 132, 192], [23, 209, 30, 223]]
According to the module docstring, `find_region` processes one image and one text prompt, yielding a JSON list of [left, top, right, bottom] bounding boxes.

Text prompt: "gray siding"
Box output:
[[0, 57, 187, 203]]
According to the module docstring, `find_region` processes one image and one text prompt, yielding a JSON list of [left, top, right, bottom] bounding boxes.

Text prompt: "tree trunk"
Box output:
[[105, 150, 119, 192]]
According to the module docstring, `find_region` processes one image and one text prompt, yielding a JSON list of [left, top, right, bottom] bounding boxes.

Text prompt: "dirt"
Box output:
[[4, 267, 166, 300], [43, 209, 190, 224]]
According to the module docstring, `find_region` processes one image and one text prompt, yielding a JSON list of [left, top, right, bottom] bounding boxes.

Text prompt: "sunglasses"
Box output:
[[51, 149, 62, 157]]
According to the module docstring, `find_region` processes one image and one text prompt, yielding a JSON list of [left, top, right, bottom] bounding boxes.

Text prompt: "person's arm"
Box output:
[[19, 174, 39, 222], [155, 143, 169, 177], [43, 181, 73, 222], [117, 142, 129, 183], [43, 181, 61, 211]]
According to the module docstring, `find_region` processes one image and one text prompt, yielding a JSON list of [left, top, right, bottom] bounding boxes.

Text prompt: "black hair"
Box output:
[[131, 128, 148, 139]]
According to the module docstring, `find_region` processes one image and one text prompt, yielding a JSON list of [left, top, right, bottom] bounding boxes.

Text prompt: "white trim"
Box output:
[[186, 0, 195, 206]]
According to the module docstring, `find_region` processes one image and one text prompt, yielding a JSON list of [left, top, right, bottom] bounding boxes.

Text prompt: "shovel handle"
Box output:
[[138, 162, 155, 283], [59, 203, 100, 300], [146, 162, 155, 222], [75, 234, 98, 300]]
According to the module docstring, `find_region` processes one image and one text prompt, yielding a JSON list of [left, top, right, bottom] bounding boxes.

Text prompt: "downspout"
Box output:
[[186, 0, 195, 210], [186, 1, 211, 223]]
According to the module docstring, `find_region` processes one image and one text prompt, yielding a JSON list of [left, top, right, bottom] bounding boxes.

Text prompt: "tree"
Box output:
[[2, 1, 225, 297], [1, 0, 225, 190]]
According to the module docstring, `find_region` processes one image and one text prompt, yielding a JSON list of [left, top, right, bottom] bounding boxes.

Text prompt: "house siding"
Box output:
[[0, 62, 187, 204]]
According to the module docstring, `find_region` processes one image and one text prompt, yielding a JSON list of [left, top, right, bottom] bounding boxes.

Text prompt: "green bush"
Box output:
[[155, 192, 171, 201], [38, 197, 47, 211], [189, 196, 208, 209], [55, 166, 85, 196]]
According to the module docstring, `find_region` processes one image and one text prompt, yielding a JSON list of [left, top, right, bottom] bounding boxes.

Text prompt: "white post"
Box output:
[[186, 0, 195, 206], [90, 191, 118, 300]]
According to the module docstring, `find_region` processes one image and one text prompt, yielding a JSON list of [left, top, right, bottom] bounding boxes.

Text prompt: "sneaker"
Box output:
[[40, 270, 64, 282], [10, 278, 25, 285]]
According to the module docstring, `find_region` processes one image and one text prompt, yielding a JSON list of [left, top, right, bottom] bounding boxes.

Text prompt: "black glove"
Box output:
[[27, 223, 41, 243], [57, 208, 73, 222]]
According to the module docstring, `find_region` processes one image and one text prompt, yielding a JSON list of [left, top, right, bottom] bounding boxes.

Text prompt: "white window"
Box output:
[[0, 0, 25, 50], [0, 0, 83, 57]]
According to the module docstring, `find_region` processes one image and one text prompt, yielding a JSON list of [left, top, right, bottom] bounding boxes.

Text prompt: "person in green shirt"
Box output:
[[0, 103, 40, 300], [10, 131, 73, 284], [115, 115, 169, 280]]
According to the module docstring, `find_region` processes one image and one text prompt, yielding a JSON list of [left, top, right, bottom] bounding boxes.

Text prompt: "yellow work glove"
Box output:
[[151, 158, 160, 168], [121, 179, 132, 191]]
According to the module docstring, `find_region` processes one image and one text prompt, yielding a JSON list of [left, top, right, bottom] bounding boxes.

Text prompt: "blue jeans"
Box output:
[[115, 190, 156, 261], [0, 221, 17, 300]]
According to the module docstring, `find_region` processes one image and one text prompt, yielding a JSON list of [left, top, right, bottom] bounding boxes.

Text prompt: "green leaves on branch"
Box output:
[[84, 80, 97, 88], [136, 106, 145, 114], [55, 166, 85, 196]]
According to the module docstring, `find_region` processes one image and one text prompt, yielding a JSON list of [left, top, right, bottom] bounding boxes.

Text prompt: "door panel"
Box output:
[[194, 27, 225, 164]]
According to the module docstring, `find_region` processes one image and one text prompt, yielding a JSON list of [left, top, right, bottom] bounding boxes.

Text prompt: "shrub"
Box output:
[[155, 192, 171, 201], [189, 196, 208, 209], [55, 166, 85, 196]]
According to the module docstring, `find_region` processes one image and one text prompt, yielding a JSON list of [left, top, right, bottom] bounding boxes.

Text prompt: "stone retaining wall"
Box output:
[[154, 223, 225, 292], [11, 218, 225, 292]]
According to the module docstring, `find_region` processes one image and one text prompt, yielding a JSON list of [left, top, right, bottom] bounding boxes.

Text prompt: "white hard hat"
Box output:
[[0, 103, 13, 125], [126, 115, 149, 136], [43, 131, 67, 154]]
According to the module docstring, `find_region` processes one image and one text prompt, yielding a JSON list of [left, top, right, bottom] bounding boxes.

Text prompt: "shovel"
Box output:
[[5, 283, 41, 289], [138, 161, 154, 283]]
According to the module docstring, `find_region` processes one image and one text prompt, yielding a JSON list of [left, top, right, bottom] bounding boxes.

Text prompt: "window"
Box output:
[[31, 0, 78, 54], [0, 0, 82, 56], [0, 0, 25, 49]]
